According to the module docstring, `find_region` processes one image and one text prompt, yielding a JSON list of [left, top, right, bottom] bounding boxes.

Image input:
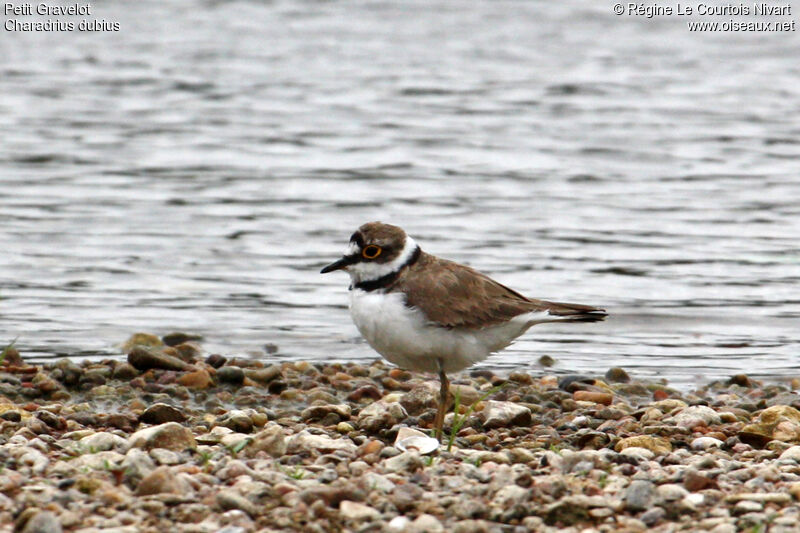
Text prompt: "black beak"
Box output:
[[320, 255, 357, 274]]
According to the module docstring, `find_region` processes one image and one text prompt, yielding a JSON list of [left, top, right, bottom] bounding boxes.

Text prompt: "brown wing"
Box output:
[[393, 253, 542, 328], [394, 252, 607, 329]]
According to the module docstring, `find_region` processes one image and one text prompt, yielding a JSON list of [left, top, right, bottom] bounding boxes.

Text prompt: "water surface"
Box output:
[[1, 1, 799, 389]]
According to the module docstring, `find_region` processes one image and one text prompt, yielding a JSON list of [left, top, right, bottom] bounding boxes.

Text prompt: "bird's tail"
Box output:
[[540, 300, 608, 322]]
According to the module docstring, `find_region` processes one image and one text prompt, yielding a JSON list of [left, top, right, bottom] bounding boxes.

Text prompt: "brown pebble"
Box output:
[[162, 332, 203, 346], [391, 483, 423, 512], [728, 374, 753, 387], [347, 385, 382, 402], [100, 413, 136, 431], [573, 391, 613, 406], [683, 470, 717, 491], [112, 363, 139, 380], [32, 375, 61, 393], [389, 368, 412, 381], [294, 361, 312, 372], [359, 439, 383, 456], [168, 343, 202, 362], [136, 466, 182, 496], [298, 485, 365, 508], [128, 346, 191, 372], [177, 369, 213, 389], [205, 354, 227, 368], [381, 377, 405, 390], [35, 410, 65, 429], [653, 390, 669, 401], [121, 332, 163, 352], [509, 371, 533, 384], [605, 367, 631, 383], [538, 355, 555, 367], [140, 403, 187, 424], [246, 365, 282, 384]]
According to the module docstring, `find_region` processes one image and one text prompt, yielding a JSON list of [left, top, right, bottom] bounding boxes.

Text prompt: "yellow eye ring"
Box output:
[[362, 245, 382, 259]]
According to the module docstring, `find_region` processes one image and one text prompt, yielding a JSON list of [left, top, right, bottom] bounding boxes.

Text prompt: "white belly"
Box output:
[[348, 289, 546, 373]]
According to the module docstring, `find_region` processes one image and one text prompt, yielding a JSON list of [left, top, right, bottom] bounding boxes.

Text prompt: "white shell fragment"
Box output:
[[394, 427, 440, 455]]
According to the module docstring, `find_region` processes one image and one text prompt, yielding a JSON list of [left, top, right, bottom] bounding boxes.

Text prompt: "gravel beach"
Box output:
[[3, 334, 800, 533]]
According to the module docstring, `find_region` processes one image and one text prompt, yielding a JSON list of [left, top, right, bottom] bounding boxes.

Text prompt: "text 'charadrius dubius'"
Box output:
[[321, 222, 607, 439]]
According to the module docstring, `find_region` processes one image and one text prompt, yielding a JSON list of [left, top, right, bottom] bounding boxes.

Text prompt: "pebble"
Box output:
[[361, 471, 395, 492], [298, 484, 364, 507], [217, 366, 245, 385], [409, 514, 444, 533], [217, 410, 255, 433], [691, 436, 724, 450], [605, 367, 631, 383], [149, 448, 181, 465], [121, 448, 156, 481], [573, 390, 613, 405], [176, 368, 213, 389], [301, 403, 352, 422], [19, 510, 63, 533], [479, 401, 532, 429], [727, 374, 753, 387], [127, 422, 197, 451], [139, 403, 187, 424], [780, 445, 800, 461], [625, 480, 655, 511], [112, 363, 139, 380], [217, 490, 258, 517], [726, 492, 792, 504], [356, 400, 407, 433], [79, 431, 127, 452], [245, 424, 286, 457], [136, 466, 189, 496], [122, 332, 163, 351], [615, 435, 672, 455], [450, 384, 481, 406], [640, 507, 666, 526], [245, 365, 282, 384], [491, 484, 529, 507], [740, 405, 800, 445], [658, 483, 689, 501], [339, 500, 381, 521], [206, 353, 227, 368], [5, 343, 800, 533], [383, 451, 423, 473], [733, 500, 763, 515], [538, 355, 555, 367], [619, 446, 655, 462], [162, 332, 203, 346], [684, 469, 717, 492], [287, 430, 357, 454], [347, 385, 382, 402], [671, 405, 722, 427], [127, 346, 190, 371], [387, 516, 411, 532]]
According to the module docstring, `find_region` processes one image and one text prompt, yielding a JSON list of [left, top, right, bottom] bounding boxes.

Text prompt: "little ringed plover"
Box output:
[[321, 222, 607, 440]]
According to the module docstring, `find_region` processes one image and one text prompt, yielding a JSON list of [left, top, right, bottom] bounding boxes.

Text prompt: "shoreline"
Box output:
[[2, 334, 800, 532]]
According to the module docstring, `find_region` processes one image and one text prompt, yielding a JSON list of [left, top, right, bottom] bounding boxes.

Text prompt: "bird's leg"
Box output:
[[434, 366, 450, 441]]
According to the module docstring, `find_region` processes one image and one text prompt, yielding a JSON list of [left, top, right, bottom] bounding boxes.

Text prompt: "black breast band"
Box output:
[[352, 246, 421, 292]]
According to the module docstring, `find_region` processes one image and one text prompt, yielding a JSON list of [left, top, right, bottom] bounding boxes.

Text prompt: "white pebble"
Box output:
[[691, 437, 723, 450]]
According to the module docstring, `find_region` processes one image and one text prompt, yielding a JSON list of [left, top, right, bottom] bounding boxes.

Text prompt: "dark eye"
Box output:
[[362, 245, 382, 259]]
